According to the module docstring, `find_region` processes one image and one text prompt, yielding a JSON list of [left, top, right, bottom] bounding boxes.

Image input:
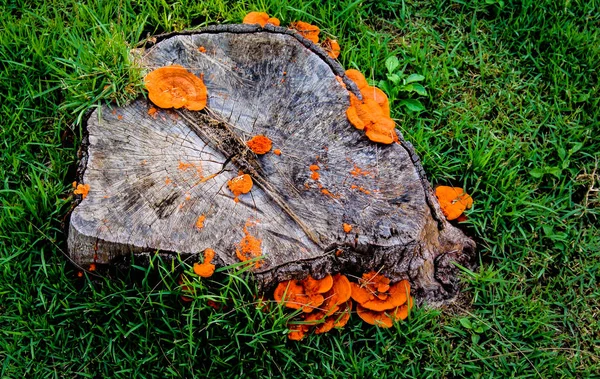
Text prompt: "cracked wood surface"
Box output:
[[68, 25, 475, 304]]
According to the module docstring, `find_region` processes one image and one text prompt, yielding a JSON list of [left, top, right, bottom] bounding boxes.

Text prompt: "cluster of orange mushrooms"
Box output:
[[139, 12, 475, 338], [275, 272, 413, 340]]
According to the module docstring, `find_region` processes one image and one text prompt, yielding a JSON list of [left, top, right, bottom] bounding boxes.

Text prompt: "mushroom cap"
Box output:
[[247, 135, 273, 155], [434, 186, 473, 221], [193, 248, 216, 278], [361, 86, 389, 116], [290, 21, 320, 44], [350, 273, 410, 311], [302, 274, 333, 294], [144, 65, 207, 111], [322, 273, 352, 315], [346, 105, 364, 130], [287, 321, 310, 340], [364, 116, 396, 145], [273, 280, 305, 310], [356, 304, 394, 328], [266, 17, 280, 26], [345, 69, 369, 90], [242, 11, 270, 27], [359, 279, 409, 311]]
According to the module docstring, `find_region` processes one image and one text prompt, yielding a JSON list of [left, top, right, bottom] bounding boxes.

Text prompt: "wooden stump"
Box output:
[[68, 25, 475, 305]]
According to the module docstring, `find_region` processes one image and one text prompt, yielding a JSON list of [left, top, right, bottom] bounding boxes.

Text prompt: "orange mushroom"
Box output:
[[266, 17, 280, 26], [321, 273, 352, 315], [344, 71, 396, 144], [242, 11, 269, 27], [73, 183, 90, 199], [321, 38, 341, 59], [144, 65, 207, 111], [345, 69, 369, 90], [434, 186, 474, 221], [287, 319, 310, 341], [247, 135, 272, 155], [290, 21, 320, 44], [273, 274, 334, 313], [351, 272, 410, 311], [193, 248, 216, 278], [274, 280, 306, 310]]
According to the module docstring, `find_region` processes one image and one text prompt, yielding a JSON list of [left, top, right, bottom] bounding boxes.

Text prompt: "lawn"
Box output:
[[1, 0, 599, 377]]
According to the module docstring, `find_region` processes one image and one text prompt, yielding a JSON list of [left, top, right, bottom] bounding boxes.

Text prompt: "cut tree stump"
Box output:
[[68, 24, 475, 305]]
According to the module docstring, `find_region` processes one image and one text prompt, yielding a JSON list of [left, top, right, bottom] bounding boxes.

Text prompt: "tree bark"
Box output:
[[68, 25, 475, 305]]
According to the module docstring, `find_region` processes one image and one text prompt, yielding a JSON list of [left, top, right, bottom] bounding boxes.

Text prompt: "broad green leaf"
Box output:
[[405, 73, 425, 84], [459, 318, 472, 329], [385, 56, 399, 74], [411, 83, 428, 96], [529, 168, 545, 178], [399, 99, 425, 112], [386, 73, 401, 85], [547, 166, 562, 178]]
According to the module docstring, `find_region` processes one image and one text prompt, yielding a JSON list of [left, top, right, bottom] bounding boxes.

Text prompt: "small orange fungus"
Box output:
[[273, 149, 281, 156], [287, 320, 310, 341], [343, 223, 352, 233], [235, 221, 263, 268], [198, 46, 206, 53], [193, 248, 216, 278], [144, 65, 207, 111], [243, 12, 280, 27], [148, 107, 158, 118], [247, 135, 273, 155], [345, 71, 396, 144], [195, 215, 206, 230], [74, 183, 90, 199], [322, 38, 341, 59], [290, 21, 320, 44], [350, 271, 413, 327], [89, 263, 96, 272], [434, 186, 473, 221], [227, 174, 253, 202], [266, 17, 280, 26]]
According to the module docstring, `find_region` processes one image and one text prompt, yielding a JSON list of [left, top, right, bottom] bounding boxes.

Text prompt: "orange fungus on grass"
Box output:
[[247, 135, 272, 155], [144, 65, 207, 111], [193, 248, 216, 278]]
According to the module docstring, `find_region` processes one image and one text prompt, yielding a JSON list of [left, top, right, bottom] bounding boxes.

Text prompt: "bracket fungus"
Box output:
[[193, 248, 216, 278], [345, 70, 396, 144], [290, 21, 320, 44], [243, 11, 280, 27], [434, 186, 474, 221], [144, 65, 207, 111]]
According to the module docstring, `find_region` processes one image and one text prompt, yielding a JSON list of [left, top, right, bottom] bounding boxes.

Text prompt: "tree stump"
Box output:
[[68, 24, 475, 305]]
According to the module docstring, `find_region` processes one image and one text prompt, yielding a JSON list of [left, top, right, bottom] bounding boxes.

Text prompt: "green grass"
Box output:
[[1, 0, 599, 377]]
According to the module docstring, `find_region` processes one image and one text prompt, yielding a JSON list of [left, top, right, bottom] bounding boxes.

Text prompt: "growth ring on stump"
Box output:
[[68, 25, 475, 305]]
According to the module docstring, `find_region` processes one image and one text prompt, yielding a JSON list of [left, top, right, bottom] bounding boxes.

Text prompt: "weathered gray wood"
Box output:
[[69, 25, 475, 304]]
